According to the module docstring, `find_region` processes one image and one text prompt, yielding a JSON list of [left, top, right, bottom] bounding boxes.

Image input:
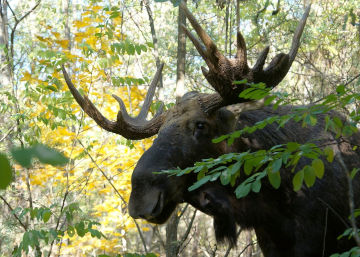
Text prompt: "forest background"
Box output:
[[0, 0, 359, 256]]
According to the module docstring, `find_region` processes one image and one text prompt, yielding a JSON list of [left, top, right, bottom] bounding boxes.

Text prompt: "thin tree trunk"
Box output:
[[175, 0, 187, 98], [165, 210, 180, 257], [235, 0, 240, 33], [145, 0, 163, 88], [0, 0, 11, 87], [165, 3, 188, 253], [225, 0, 230, 56]]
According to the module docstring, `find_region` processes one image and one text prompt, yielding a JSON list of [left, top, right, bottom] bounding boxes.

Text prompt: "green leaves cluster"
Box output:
[[164, 142, 334, 198], [165, 82, 359, 200], [111, 41, 149, 56], [330, 247, 360, 257], [13, 202, 105, 256]]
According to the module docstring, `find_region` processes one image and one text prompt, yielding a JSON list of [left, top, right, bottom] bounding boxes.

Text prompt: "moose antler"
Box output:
[[61, 64, 166, 140], [180, 2, 311, 106]]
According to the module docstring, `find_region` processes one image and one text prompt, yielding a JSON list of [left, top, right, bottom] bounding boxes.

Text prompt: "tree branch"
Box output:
[[0, 195, 27, 230]]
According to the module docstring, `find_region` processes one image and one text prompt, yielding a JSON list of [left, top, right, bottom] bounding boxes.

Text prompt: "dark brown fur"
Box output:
[[128, 94, 360, 257]]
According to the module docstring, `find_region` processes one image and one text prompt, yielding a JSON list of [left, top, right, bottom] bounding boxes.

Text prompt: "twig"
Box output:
[[322, 208, 328, 257], [47, 191, 69, 257], [224, 228, 242, 257], [77, 139, 128, 205], [0, 195, 27, 230], [336, 154, 360, 247], [0, 125, 15, 143], [6, 0, 41, 63], [144, 0, 163, 88], [77, 139, 149, 254], [317, 197, 349, 228], [179, 209, 197, 248], [344, 73, 360, 87], [154, 225, 166, 250]]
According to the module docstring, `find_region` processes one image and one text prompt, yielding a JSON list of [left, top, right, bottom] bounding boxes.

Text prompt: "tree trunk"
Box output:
[[175, 0, 187, 98], [0, 0, 11, 87], [165, 210, 180, 257], [145, 0, 163, 88]]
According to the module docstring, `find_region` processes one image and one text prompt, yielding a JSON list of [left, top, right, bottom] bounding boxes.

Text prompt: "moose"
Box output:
[[62, 2, 360, 257]]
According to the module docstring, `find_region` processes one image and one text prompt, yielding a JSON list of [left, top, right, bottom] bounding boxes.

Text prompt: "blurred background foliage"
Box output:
[[0, 0, 359, 256]]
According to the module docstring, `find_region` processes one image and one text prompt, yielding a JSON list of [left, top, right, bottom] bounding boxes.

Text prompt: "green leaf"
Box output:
[[292, 170, 304, 191], [264, 95, 277, 105], [33, 144, 68, 166], [271, 158, 282, 173], [229, 161, 241, 175], [312, 159, 325, 179], [212, 134, 228, 143], [336, 84, 345, 94], [324, 146, 334, 163], [42, 210, 51, 223], [75, 222, 86, 237], [350, 168, 359, 179], [0, 153, 12, 189], [11, 148, 33, 168], [244, 160, 253, 175], [267, 170, 281, 189], [235, 183, 251, 198], [67, 226, 75, 237], [304, 166, 316, 187], [287, 142, 299, 151], [188, 175, 211, 191], [251, 180, 261, 193], [135, 45, 141, 55]]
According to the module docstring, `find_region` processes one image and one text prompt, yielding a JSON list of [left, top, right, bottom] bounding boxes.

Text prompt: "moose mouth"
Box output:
[[148, 191, 163, 219], [145, 191, 178, 224]]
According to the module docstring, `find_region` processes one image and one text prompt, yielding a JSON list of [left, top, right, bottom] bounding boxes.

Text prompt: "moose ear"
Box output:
[[215, 108, 236, 133]]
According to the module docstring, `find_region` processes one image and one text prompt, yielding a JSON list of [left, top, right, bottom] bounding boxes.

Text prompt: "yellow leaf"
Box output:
[[91, 5, 103, 12], [73, 20, 90, 29], [21, 71, 32, 82], [51, 31, 61, 39], [55, 39, 70, 48]]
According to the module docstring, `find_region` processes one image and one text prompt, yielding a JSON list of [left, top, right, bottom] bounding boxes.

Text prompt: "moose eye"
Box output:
[[196, 122, 205, 130]]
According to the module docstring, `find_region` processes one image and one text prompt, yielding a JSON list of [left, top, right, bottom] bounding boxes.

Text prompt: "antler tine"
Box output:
[[136, 63, 164, 120], [252, 46, 270, 73], [62, 65, 166, 140], [288, 4, 311, 63], [179, 1, 223, 66], [235, 31, 247, 62], [262, 5, 311, 86], [180, 24, 209, 63]]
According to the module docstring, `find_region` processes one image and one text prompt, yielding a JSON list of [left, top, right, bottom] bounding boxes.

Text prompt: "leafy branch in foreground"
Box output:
[[163, 141, 334, 197]]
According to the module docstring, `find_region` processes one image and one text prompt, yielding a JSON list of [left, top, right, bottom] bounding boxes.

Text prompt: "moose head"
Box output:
[[62, 3, 360, 256]]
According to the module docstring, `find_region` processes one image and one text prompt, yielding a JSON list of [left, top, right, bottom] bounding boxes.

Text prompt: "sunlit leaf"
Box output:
[[312, 159, 325, 179], [293, 170, 304, 191]]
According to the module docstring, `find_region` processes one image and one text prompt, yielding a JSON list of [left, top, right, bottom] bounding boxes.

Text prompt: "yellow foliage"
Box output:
[[22, 1, 162, 255], [55, 39, 70, 48], [73, 20, 90, 29], [91, 5, 103, 12]]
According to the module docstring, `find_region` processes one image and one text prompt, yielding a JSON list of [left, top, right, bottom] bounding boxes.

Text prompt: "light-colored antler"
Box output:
[[62, 64, 166, 139]]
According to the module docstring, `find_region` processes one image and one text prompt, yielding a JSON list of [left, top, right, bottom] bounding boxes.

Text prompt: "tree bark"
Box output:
[[0, 0, 11, 88], [165, 210, 180, 257], [145, 0, 163, 88], [175, 0, 187, 98]]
